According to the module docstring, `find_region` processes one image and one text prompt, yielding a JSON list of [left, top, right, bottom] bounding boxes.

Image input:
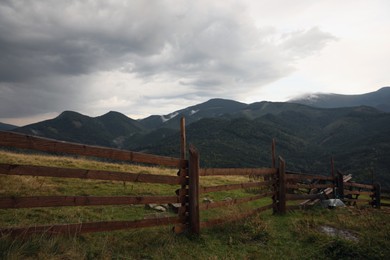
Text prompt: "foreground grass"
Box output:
[[1, 207, 389, 259], [1, 149, 389, 259]]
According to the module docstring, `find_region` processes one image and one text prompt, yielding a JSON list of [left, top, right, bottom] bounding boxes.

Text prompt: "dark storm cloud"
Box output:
[[0, 0, 336, 121]]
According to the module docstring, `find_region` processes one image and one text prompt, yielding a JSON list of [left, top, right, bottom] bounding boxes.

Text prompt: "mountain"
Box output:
[[8, 89, 390, 187], [139, 98, 247, 130], [289, 87, 390, 112], [139, 105, 390, 187], [0, 122, 17, 131], [14, 111, 145, 148]]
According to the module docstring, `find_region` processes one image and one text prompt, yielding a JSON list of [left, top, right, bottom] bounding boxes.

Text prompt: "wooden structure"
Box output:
[[0, 120, 387, 237], [0, 130, 188, 236]]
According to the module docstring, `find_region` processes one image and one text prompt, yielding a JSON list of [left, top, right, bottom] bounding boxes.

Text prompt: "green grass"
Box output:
[[1, 150, 389, 259]]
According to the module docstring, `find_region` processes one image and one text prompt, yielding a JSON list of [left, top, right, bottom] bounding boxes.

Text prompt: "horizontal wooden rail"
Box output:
[[0, 164, 185, 185], [343, 198, 372, 203], [381, 203, 390, 207], [200, 204, 274, 228], [285, 172, 333, 181], [344, 190, 374, 196], [0, 216, 181, 236], [199, 192, 274, 211], [0, 195, 179, 209], [381, 189, 390, 194], [199, 168, 277, 176], [343, 182, 373, 190], [0, 131, 184, 168], [286, 193, 322, 201], [381, 196, 390, 200], [200, 180, 273, 194], [286, 183, 334, 189]]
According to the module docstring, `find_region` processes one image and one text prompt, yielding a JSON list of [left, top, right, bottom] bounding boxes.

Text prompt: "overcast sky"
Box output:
[[1, 0, 389, 126]]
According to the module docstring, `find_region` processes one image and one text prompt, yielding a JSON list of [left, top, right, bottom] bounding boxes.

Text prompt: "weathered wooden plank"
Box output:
[[199, 192, 274, 211], [0, 164, 184, 185], [285, 172, 334, 181], [343, 182, 373, 190], [0, 195, 179, 209], [381, 202, 390, 207], [343, 198, 372, 203], [200, 204, 274, 228], [381, 188, 390, 194], [286, 194, 321, 200], [344, 190, 374, 196], [286, 183, 334, 189], [343, 174, 353, 183], [199, 168, 277, 176], [0, 217, 181, 236], [200, 180, 273, 194], [0, 131, 183, 168], [381, 196, 390, 200]]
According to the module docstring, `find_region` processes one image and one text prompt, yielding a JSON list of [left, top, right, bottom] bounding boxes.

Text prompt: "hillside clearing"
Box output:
[[0, 149, 389, 259]]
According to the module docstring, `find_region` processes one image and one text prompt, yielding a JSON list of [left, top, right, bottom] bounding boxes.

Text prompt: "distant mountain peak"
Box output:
[[289, 87, 390, 112], [57, 110, 88, 120], [98, 111, 130, 119]]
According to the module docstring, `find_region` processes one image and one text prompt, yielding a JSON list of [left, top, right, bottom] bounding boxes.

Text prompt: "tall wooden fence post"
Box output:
[[373, 183, 381, 209], [278, 157, 286, 214], [272, 171, 278, 214], [336, 171, 344, 199], [174, 117, 188, 234], [188, 145, 200, 235], [331, 156, 336, 198], [267, 139, 276, 183], [180, 117, 186, 160]]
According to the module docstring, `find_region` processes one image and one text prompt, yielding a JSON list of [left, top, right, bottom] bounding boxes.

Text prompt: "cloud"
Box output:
[[0, 0, 336, 122], [279, 27, 337, 58]]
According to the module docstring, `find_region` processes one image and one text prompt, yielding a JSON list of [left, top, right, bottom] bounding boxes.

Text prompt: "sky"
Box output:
[[0, 0, 389, 126]]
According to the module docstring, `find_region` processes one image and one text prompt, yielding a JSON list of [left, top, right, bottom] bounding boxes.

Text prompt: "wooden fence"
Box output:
[[278, 165, 385, 210], [0, 118, 387, 237], [198, 165, 276, 229], [0, 130, 188, 236], [381, 189, 390, 208]]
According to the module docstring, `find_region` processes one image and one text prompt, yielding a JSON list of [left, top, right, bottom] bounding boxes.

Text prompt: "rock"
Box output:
[[319, 225, 359, 242], [223, 197, 233, 201], [153, 206, 167, 212], [161, 204, 169, 210], [203, 197, 214, 203], [169, 203, 182, 213], [145, 204, 157, 209]]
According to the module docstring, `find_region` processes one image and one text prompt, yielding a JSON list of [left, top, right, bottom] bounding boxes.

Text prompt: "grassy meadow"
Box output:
[[0, 149, 389, 259]]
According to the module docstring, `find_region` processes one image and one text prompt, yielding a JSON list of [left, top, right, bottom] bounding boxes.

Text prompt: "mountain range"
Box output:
[[1, 87, 390, 187], [0, 122, 17, 131], [290, 86, 390, 112]]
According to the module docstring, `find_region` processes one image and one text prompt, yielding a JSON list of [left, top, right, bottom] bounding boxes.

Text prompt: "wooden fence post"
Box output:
[[336, 171, 344, 199], [266, 139, 276, 183], [188, 145, 200, 235], [278, 157, 286, 214], [331, 156, 336, 198], [180, 117, 186, 160], [272, 171, 278, 214], [373, 183, 381, 209], [173, 117, 188, 234]]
